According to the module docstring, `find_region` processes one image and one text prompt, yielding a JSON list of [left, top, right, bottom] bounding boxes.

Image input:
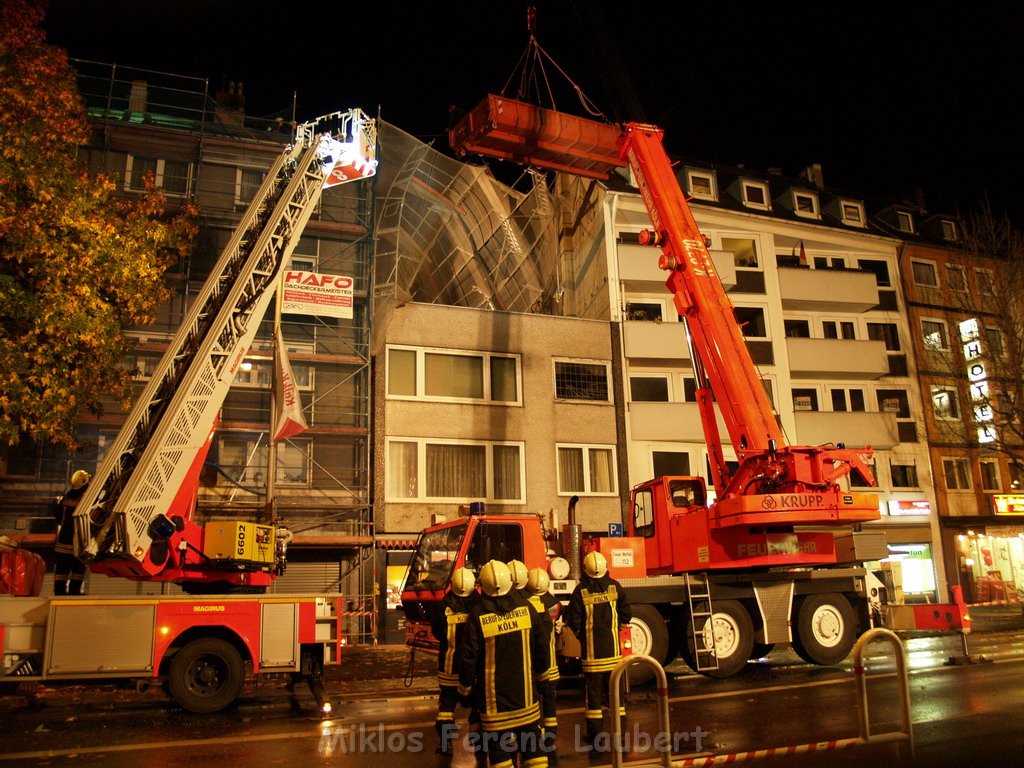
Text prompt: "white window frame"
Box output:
[[947, 264, 968, 294], [624, 296, 670, 322], [820, 318, 858, 340], [792, 191, 820, 219], [386, 345, 522, 406], [840, 199, 866, 227], [553, 358, 612, 403], [628, 372, 673, 402], [125, 155, 191, 197], [974, 268, 995, 296], [555, 443, 618, 497], [941, 219, 958, 241], [733, 304, 770, 339], [648, 445, 694, 479], [686, 170, 717, 201], [985, 326, 1005, 358], [896, 210, 914, 233], [828, 386, 867, 412], [386, 437, 526, 503], [889, 460, 920, 489], [921, 317, 950, 351], [792, 386, 821, 412], [235, 165, 269, 205], [740, 180, 770, 211], [911, 259, 940, 288], [930, 384, 960, 421], [980, 459, 1001, 491], [942, 456, 972, 491]]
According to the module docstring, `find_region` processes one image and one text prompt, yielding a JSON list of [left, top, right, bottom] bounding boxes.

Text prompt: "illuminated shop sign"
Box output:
[[959, 319, 997, 444], [888, 499, 932, 516], [992, 495, 1024, 515]]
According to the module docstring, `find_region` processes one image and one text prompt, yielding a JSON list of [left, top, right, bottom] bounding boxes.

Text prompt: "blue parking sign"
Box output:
[[607, 522, 623, 537]]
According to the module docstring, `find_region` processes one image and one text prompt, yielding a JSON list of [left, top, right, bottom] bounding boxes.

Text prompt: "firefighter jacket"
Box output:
[[54, 486, 86, 556], [564, 573, 632, 673], [458, 591, 551, 731], [527, 591, 560, 682], [432, 590, 475, 687]]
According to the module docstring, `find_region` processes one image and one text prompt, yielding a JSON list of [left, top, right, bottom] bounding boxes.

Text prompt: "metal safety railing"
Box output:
[[606, 628, 915, 767]]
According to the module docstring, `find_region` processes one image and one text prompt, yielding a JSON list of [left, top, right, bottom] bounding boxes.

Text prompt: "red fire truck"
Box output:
[[0, 109, 377, 713]]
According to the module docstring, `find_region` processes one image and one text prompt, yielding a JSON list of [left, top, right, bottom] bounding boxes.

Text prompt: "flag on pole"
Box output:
[[798, 240, 808, 266], [273, 333, 307, 442]]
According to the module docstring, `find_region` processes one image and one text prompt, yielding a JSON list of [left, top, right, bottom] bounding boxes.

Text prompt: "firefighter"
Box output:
[[564, 550, 632, 744], [432, 566, 477, 757], [508, 559, 529, 597], [459, 560, 550, 768], [54, 470, 90, 596], [526, 567, 560, 764]]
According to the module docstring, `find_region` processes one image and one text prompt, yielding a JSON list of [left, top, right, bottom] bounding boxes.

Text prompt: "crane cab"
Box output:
[[629, 476, 713, 575]]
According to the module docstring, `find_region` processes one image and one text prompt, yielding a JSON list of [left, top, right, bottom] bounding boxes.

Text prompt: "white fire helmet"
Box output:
[[507, 559, 529, 590], [480, 560, 513, 597], [583, 550, 608, 579], [527, 567, 550, 596], [450, 567, 476, 597], [70, 470, 90, 490]]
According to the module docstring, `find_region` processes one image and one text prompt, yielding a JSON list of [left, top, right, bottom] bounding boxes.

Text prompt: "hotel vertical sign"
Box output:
[[959, 318, 997, 444]]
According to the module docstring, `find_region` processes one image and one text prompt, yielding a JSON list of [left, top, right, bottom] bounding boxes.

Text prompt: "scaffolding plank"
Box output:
[[449, 94, 625, 180]]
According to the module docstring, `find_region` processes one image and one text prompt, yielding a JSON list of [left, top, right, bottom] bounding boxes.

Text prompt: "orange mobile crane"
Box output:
[[402, 94, 967, 679]]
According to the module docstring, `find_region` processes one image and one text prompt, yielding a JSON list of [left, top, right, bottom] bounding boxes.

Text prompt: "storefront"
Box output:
[[376, 536, 417, 644], [947, 494, 1024, 604]]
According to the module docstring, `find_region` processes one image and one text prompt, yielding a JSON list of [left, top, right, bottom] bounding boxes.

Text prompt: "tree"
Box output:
[[0, 0, 197, 449], [926, 202, 1024, 479]]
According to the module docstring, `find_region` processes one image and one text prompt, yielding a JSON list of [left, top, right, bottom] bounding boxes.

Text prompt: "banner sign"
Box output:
[[281, 271, 353, 319], [272, 333, 308, 442]]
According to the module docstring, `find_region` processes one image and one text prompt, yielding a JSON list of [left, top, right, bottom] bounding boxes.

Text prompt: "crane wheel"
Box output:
[[167, 637, 245, 713], [626, 604, 669, 685], [790, 592, 856, 666], [682, 599, 754, 678]]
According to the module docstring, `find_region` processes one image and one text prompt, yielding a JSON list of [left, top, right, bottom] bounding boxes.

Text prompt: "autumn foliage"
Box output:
[[0, 0, 197, 449]]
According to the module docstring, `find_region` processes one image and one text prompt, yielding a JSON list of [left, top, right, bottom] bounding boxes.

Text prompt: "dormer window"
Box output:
[[840, 200, 866, 227], [687, 170, 717, 201], [741, 180, 770, 210], [793, 191, 820, 219], [941, 219, 958, 241], [896, 210, 914, 233]]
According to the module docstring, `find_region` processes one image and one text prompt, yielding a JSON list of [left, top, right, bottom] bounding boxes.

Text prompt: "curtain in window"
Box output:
[[558, 447, 585, 493], [425, 354, 483, 399], [589, 448, 614, 493], [493, 445, 521, 500], [388, 441, 418, 498], [427, 443, 485, 498], [490, 357, 518, 402]]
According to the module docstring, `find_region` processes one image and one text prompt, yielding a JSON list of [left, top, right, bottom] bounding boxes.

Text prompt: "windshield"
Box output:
[[404, 522, 467, 591]]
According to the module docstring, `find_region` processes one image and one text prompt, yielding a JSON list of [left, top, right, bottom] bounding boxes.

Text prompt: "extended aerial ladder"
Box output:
[[73, 109, 377, 590]]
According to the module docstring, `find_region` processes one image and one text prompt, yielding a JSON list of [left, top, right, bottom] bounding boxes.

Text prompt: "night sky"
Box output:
[[41, 0, 1024, 227]]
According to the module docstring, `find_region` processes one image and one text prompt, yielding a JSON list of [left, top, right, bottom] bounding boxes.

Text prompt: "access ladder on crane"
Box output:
[[686, 573, 720, 672]]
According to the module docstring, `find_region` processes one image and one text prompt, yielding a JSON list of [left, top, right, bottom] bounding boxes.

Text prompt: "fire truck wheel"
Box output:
[[168, 638, 245, 713], [749, 642, 776, 660], [682, 599, 754, 678], [626, 604, 669, 685], [791, 593, 856, 666]]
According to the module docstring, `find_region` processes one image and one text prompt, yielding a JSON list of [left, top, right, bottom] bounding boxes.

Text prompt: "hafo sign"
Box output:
[[281, 270, 354, 319]]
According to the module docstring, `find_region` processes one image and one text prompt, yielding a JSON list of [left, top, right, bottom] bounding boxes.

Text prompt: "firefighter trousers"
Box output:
[[538, 678, 558, 754], [480, 721, 547, 768], [583, 671, 626, 740]]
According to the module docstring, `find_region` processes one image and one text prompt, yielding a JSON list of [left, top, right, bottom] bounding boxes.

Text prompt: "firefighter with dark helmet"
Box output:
[[432, 566, 477, 757], [459, 560, 550, 768], [564, 550, 632, 743], [54, 470, 90, 596], [526, 567, 561, 763]]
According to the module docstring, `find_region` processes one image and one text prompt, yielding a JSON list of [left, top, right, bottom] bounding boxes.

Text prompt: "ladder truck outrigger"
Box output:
[[0, 109, 377, 712], [401, 96, 969, 681]]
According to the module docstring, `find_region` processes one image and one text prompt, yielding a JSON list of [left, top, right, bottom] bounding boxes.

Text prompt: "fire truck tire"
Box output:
[[749, 642, 775, 660], [791, 592, 856, 666], [168, 638, 245, 713], [682, 599, 754, 678], [626, 604, 669, 685]]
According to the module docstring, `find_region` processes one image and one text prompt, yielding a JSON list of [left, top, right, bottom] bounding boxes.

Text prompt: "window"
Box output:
[[931, 385, 960, 420], [124, 156, 192, 196], [723, 237, 759, 268], [630, 375, 670, 402], [867, 322, 901, 351], [387, 346, 520, 404], [682, 377, 699, 403], [947, 265, 967, 294], [126, 155, 156, 191], [911, 260, 939, 288], [822, 320, 856, 340], [554, 360, 610, 402], [387, 438, 524, 502], [687, 170, 717, 201], [942, 457, 971, 490], [975, 268, 995, 296], [653, 451, 690, 478], [922, 319, 949, 351], [850, 459, 877, 488], [741, 181, 770, 210], [890, 461, 919, 488], [557, 444, 616, 495], [625, 300, 664, 322], [634, 487, 655, 538], [792, 388, 819, 411], [814, 256, 846, 270], [831, 388, 866, 412], [793, 191, 819, 218], [980, 460, 1001, 491], [858, 259, 891, 287], [784, 319, 810, 338], [986, 327, 1005, 357], [877, 389, 910, 418], [896, 210, 914, 233], [941, 219, 958, 241], [840, 200, 866, 226], [734, 306, 767, 337], [463, 523, 525, 575], [236, 167, 266, 204]]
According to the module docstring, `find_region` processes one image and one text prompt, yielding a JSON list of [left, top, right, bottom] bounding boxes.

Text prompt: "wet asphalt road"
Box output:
[[2, 625, 1024, 768]]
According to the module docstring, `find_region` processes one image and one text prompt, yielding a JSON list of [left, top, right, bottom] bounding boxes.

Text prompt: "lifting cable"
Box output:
[[499, 6, 609, 122]]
